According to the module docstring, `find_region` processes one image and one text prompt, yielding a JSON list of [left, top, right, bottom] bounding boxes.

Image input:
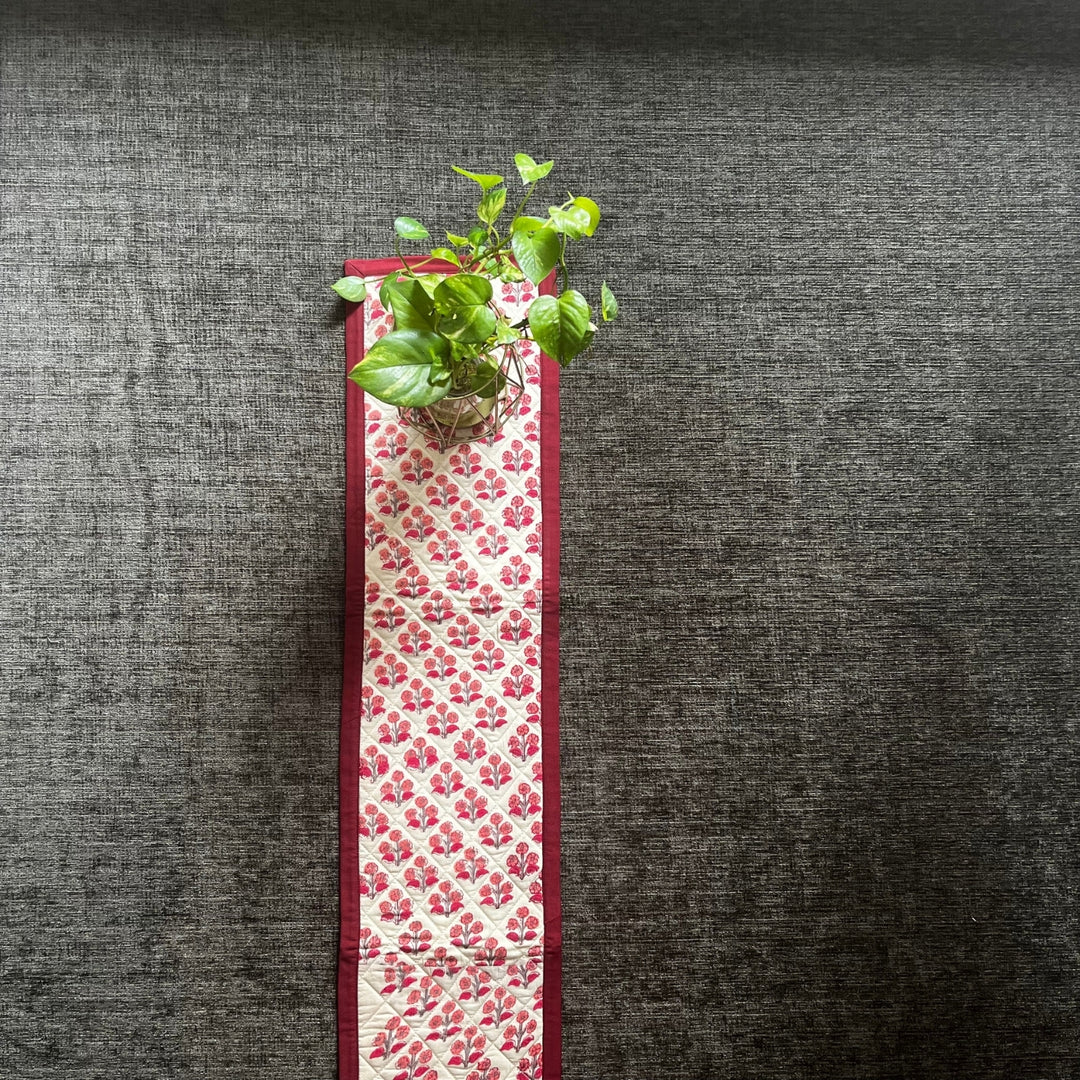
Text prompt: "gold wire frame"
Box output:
[[396, 341, 526, 453]]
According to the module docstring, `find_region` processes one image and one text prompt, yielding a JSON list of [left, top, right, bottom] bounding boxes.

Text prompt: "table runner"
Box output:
[[339, 257, 561, 1080]]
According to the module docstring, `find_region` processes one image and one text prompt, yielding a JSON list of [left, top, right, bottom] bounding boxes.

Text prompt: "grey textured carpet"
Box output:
[[2, 2, 1078, 1077]]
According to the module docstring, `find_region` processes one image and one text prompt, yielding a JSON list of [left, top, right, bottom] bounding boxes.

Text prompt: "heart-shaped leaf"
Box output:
[[394, 216, 430, 240], [548, 205, 592, 240], [331, 276, 368, 302], [601, 281, 619, 321], [446, 231, 470, 247], [434, 273, 495, 344], [440, 304, 497, 344], [527, 290, 593, 366], [511, 215, 547, 233], [511, 226, 561, 285], [349, 329, 451, 406], [571, 196, 601, 236], [514, 153, 554, 185], [433, 273, 494, 313], [451, 166, 505, 191], [477, 186, 507, 226], [429, 247, 461, 267], [381, 276, 437, 331]]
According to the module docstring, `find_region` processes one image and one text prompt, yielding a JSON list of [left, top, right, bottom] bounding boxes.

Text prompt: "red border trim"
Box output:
[[337, 258, 561, 1080], [537, 269, 562, 1080]]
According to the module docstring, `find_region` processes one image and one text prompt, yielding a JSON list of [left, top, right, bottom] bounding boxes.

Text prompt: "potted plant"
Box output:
[[333, 152, 619, 451]]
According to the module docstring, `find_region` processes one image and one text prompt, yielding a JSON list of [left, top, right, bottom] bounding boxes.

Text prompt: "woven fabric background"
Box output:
[[2, 2, 1078, 1078]]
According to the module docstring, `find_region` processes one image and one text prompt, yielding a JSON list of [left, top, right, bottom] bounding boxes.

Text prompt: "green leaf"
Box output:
[[350, 329, 451, 407], [601, 281, 619, 321], [467, 227, 487, 248], [381, 276, 437, 331], [527, 290, 594, 366], [433, 273, 493, 312], [571, 196, 601, 236], [429, 247, 461, 267], [495, 320, 522, 344], [440, 304, 496, 344], [498, 260, 525, 283], [477, 186, 507, 227], [514, 152, 555, 185], [446, 231, 470, 247], [511, 226, 561, 285], [415, 273, 445, 300], [548, 205, 592, 240], [331, 276, 368, 302], [511, 215, 547, 233], [434, 274, 496, 344], [451, 165, 505, 191], [465, 355, 506, 397], [394, 216, 430, 240]]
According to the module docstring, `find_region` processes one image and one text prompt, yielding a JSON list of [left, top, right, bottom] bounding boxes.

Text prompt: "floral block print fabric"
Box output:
[[341, 259, 560, 1080]]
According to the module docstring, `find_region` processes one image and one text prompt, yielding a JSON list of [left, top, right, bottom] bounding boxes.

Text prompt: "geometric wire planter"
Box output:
[[396, 339, 526, 453]]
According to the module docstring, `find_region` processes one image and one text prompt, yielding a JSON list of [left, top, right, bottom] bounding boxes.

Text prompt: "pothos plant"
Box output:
[[332, 152, 618, 409]]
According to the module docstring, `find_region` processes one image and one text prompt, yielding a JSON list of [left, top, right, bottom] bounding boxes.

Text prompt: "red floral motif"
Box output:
[[397, 621, 432, 656], [474, 468, 508, 502], [428, 881, 465, 916], [391, 1039, 437, 1080], [501, 495, 534, 530], [426, 1001, 465, 1042], [426, 529, 463, 565], [481, 987, 516, 1029], [399, 924, 435, 958], [479, 754, 512, 790], [425, 475, 461, 508], [404, 856, 439, 893], [501, 440, 534, 474], [376, 481, 411, 517], [379, 889, 414, 925], [472, 640, 506, 673], [360, 861, 390, 898], [478, 814, 514, 850], [449, 446, 483, 478], [505, 841, 540, 880], [422, 646, 458, 680], [377, 712, 411, 747], [395, 564, 431, 599], [426, 702, 461, 738], [360, 802, 390, 838], [380, 536, 414, 573], [445, 560, 479, 593], [358, 926, 382, 960], [507, 906, 540, 944], [478, 873, 513, 910], [469, 584, 504, 619], [447, 615, 481, 649], [404, 798, 438, 832], [371, 1016, 410, 1059], [475, 696, 508, 731], [448, 1026, 487, 1067], [402, 505, 437, 540], [498, 610, 533, 644], [403, 738, 438, 772], [498, 555, 531, 589], [476, 525, 509, 559], [429, 821, 464, 857], [421, 591, 454, 624], [400, 449, 436, 486]]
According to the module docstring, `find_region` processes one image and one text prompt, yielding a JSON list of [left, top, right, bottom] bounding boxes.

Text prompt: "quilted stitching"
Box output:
[[357, 278, 546, 1080]]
